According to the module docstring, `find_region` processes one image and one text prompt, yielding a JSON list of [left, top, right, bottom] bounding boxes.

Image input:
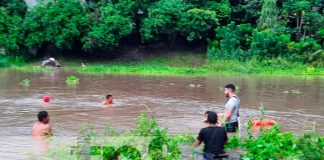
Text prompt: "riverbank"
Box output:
[[40, 114, 323, 160], [3, 54, 324, 75]]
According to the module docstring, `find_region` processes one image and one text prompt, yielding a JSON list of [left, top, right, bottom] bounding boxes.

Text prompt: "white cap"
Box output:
[[49, 58, 55, 61]]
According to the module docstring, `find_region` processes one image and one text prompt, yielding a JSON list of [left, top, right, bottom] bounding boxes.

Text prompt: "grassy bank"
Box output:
[[76, 55, 323, 76], [2, 54, 324, 75]]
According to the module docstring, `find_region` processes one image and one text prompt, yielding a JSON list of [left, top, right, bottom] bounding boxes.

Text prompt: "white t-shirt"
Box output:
[[224, 96, 240, 123]]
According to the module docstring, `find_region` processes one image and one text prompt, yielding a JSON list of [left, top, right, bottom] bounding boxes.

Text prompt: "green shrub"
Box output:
[[249, 29, 291, 60], [306, 49, 324, 67], [288, 37, 322, 64], [20, 79, 30, 87], [208, 22, 254, 61], [66, 75, 79, 86], [208, 23, 242, 60], [0, 55, 25, 67]]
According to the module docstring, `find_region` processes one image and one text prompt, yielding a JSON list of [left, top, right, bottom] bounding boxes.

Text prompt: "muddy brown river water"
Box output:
[[0, 69, 323, 159]]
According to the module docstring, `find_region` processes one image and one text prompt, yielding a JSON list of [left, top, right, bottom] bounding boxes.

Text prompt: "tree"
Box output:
[[140, 0, 188, 41], [230, 0, 263, 25], [0, 8, 24, 55], [208, 22, 253, 60], [82, 3, 133, 50], [200, 0, 231, 25], [283, 0, 323, 41], [258, 0, 278, 30], [24, 0, 89, 49], [0, 0, 27, 16], [178, 8, 218, 41]]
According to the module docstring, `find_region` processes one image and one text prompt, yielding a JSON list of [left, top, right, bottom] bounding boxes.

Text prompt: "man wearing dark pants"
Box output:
[[224, 84, 240, 132], [193, 111, 228, 160]]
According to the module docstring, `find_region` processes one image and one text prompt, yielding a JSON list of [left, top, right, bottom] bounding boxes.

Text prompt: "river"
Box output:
[[0, 69, 323, 159]]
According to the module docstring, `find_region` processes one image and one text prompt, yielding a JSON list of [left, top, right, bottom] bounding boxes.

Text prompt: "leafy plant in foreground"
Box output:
[[226, 104, 324, 160]]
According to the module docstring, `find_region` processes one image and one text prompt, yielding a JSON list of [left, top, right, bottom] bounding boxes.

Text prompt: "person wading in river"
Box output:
[[193, 111, 228, 159], [224, 84, 240, 132], [32, 111, 53, 138], [102, 94, 114, 105]]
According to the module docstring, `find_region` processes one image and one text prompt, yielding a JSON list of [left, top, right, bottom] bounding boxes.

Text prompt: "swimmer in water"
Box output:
[[32, 111, 53, 137], [102, 94, 113, 105]]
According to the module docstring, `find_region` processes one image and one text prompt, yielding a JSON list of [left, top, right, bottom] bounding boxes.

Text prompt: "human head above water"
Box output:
[[106, 94, 112, 99], [224, 84, 236, 98], [206, 111, 217, 124], [38, 111, 49, 124]]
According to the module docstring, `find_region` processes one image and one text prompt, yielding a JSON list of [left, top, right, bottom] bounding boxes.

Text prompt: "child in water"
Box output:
[[102, 94, 114, 105], [32, 111, 53, 137]]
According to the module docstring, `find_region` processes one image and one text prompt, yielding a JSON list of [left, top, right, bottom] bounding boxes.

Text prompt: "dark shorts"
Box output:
[[203, 153, 228, 160], [225, 121, 238, 132]]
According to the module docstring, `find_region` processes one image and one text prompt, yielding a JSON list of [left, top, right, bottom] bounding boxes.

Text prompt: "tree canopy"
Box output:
[[0, 0, 323, 66]]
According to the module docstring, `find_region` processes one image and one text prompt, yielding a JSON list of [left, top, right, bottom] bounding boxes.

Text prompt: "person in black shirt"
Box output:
[[193, 111, 228, 159]]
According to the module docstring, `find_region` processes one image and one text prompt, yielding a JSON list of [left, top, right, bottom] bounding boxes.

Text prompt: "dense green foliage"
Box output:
[[226, 104, 324, 159], [0, 0, 323, 67], [42, 113, 323, 159], [226, 124, 324, 159], [44, 114, 194, 160]]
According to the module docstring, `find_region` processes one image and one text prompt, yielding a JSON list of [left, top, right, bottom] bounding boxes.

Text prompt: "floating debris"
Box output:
[[291, 90, 302, 94], [189, 84, 202, 88]]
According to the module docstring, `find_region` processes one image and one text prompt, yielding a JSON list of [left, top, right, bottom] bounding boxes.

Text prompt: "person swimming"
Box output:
[[102, 94, 113, 105], [32, 111, 53, 137]]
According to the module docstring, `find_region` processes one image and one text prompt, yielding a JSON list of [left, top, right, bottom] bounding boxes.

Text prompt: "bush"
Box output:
[[207, 22, 253, 61], [306, 49, 324, 67], [288, 37, 322, 64], [0, 55, 25, 67], [249, 29, 291, 60]]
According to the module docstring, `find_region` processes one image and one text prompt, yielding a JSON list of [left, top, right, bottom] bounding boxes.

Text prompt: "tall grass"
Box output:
[[76, 55, 323, 75], [0, 56, 25, 67]]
